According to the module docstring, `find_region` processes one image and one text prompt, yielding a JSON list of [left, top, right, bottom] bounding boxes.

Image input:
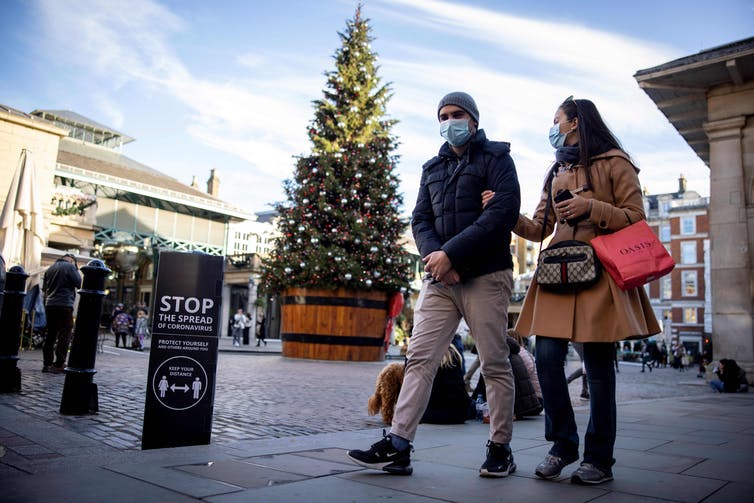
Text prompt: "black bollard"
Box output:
[[0, 265, 28, 393], [60, 259, 110, 415]]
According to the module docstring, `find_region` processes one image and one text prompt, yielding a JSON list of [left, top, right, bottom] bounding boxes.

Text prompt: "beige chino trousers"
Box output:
[[391, 269, 515, 444]]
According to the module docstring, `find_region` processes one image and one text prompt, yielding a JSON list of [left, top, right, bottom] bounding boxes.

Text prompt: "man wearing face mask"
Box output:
[[348, 92, 521, 478]]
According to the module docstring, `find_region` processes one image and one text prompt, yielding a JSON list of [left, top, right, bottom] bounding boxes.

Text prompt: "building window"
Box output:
[[660, 224, 671, 242], [681, 216, 696, 235], [684, 307, 697, 324], [682, 270, 697, 296], [661, 276, 672, 299], [681, 241, 696, 264]]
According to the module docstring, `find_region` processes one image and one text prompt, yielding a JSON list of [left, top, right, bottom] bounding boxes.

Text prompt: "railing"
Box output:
[[226, 253, 262, 270], [94, 228, 225, 256]]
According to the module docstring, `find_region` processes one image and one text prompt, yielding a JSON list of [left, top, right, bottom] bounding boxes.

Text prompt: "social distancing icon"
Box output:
[[152, 356, 208, 410]]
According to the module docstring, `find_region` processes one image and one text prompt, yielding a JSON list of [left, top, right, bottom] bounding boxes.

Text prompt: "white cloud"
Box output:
[[379, 0, 679, 78], [30, 0, 708, 217]]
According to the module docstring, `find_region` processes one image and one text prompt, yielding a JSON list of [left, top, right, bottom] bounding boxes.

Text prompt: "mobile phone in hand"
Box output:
[[554, 189, 573, 203], [554, 189, 585, 226]]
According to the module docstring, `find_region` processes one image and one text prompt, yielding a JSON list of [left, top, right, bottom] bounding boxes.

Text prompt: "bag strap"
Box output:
[[538, 163, 577, 254], [538, 165, 556, 256]]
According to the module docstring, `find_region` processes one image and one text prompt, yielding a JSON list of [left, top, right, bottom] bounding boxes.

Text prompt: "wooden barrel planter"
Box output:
[[280, 287, 389, 361]]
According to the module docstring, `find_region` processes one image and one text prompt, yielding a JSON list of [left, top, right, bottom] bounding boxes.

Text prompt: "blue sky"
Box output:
[[1, 0, 752, 217]]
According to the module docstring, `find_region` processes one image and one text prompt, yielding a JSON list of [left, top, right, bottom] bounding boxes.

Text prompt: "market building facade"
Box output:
[[1, 105, 258, 336]]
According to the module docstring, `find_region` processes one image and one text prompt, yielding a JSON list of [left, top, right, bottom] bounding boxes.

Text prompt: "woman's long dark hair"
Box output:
[[560, 98, 629, 190]]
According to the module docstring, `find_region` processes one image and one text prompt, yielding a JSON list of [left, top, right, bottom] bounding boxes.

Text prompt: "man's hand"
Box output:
[[441, 269, 461, 286], [423, 250, 452, 282]]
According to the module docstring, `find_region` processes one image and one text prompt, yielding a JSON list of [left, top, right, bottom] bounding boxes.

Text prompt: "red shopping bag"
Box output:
[[591, 220, 675, 290]]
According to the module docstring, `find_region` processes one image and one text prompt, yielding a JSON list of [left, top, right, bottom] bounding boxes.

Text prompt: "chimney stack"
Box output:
[[190, 176, 200, 189], [207, 169, 220, 197], [678, 174, 687, 194]]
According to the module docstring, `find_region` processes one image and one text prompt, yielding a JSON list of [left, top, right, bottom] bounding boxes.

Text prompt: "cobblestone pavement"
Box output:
[[1, 340, 712, 453]]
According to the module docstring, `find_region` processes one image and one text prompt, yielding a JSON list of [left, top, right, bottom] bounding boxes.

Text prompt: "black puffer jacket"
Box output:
[[411, 130, 520, 280], [507, 336, 542, 418]]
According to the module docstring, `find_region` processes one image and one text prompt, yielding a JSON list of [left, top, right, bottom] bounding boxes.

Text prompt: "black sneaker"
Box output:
[[347, 432, 413, 475], [479, 441, 516, 477]]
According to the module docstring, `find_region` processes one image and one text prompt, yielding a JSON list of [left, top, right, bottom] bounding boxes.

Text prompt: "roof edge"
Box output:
[[635, 36, 754, 78]]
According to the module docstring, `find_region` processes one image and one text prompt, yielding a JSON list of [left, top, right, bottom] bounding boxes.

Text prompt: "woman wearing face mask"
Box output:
[[484, 97, 659, 485]]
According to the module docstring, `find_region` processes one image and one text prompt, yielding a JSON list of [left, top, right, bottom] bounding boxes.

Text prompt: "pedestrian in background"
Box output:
[[511, 330, 543, 413], [242, 311, 252, 345], [42, 253, 81, 373], [710, 359, 749, 393], [111, 304, 133, 348], [567, 342, 590, 399], [640, 340, 653, 373], [133, 309, 149, 351], [348, 91, 521, 477], [231, 308, 247, 347], [256, 313, 267, 346], [510, 97, 660, 485]]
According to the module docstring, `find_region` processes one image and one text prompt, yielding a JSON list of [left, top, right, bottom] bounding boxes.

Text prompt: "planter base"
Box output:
[[281, 287, 389, 361]]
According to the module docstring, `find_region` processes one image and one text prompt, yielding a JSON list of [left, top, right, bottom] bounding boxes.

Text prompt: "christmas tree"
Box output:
[[262, 5, 410, 294]]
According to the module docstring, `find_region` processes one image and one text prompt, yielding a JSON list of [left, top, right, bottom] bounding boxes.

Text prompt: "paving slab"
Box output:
[[1, 346, 752, 502], [205, 475, 442, 503], [699, 480, 754, 503]]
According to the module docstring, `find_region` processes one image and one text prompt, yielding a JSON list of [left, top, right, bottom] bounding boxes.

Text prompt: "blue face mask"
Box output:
[[440, 118, 472, 147], [549, 123, 567, 148]]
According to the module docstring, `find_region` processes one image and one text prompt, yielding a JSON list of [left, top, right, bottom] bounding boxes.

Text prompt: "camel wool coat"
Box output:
[[514, 149, 661, 343]]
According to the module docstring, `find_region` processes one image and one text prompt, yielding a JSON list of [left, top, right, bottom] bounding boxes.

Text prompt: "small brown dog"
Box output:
[[367, 362, 404, 424]]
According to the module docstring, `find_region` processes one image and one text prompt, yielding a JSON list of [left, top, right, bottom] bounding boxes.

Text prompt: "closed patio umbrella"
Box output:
[[0, 149, 46, 286]]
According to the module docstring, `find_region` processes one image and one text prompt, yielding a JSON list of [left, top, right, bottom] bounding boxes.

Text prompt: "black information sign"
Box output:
[[141, 251, 224, 450]]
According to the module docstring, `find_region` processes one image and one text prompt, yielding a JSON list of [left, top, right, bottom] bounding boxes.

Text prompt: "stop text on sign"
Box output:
[[160, 296, 214, 314]]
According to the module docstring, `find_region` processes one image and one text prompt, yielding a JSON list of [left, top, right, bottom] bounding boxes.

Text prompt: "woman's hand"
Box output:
[[554, 193, 591, 222], [481, 190, 495, 208]]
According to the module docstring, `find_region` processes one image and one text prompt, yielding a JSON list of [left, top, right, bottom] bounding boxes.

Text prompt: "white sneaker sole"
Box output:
[[479, 462, 516, 478]]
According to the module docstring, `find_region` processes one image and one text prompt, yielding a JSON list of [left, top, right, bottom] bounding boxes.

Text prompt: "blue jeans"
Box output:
[[536, 337, 616, 471], [709, 380, 724, 392]]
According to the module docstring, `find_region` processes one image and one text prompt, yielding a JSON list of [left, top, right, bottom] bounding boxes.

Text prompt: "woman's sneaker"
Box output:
[[479, 441, 516, 477], [570, 463, 613, 485], [347, 433, 413, 475], [535, 453, 579, 479]]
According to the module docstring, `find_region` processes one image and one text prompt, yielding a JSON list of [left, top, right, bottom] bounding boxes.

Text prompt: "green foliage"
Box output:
[[262, 5, 411, 294]]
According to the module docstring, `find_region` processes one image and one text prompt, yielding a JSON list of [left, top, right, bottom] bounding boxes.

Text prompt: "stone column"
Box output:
[[704, 116, 754, 380]]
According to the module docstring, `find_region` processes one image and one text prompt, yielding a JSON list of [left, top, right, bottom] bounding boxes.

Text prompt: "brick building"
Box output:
[[644, 175, 710, 357]]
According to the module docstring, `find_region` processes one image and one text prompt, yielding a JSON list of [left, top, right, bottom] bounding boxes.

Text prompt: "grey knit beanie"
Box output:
[[437, 91, 479, 125]]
